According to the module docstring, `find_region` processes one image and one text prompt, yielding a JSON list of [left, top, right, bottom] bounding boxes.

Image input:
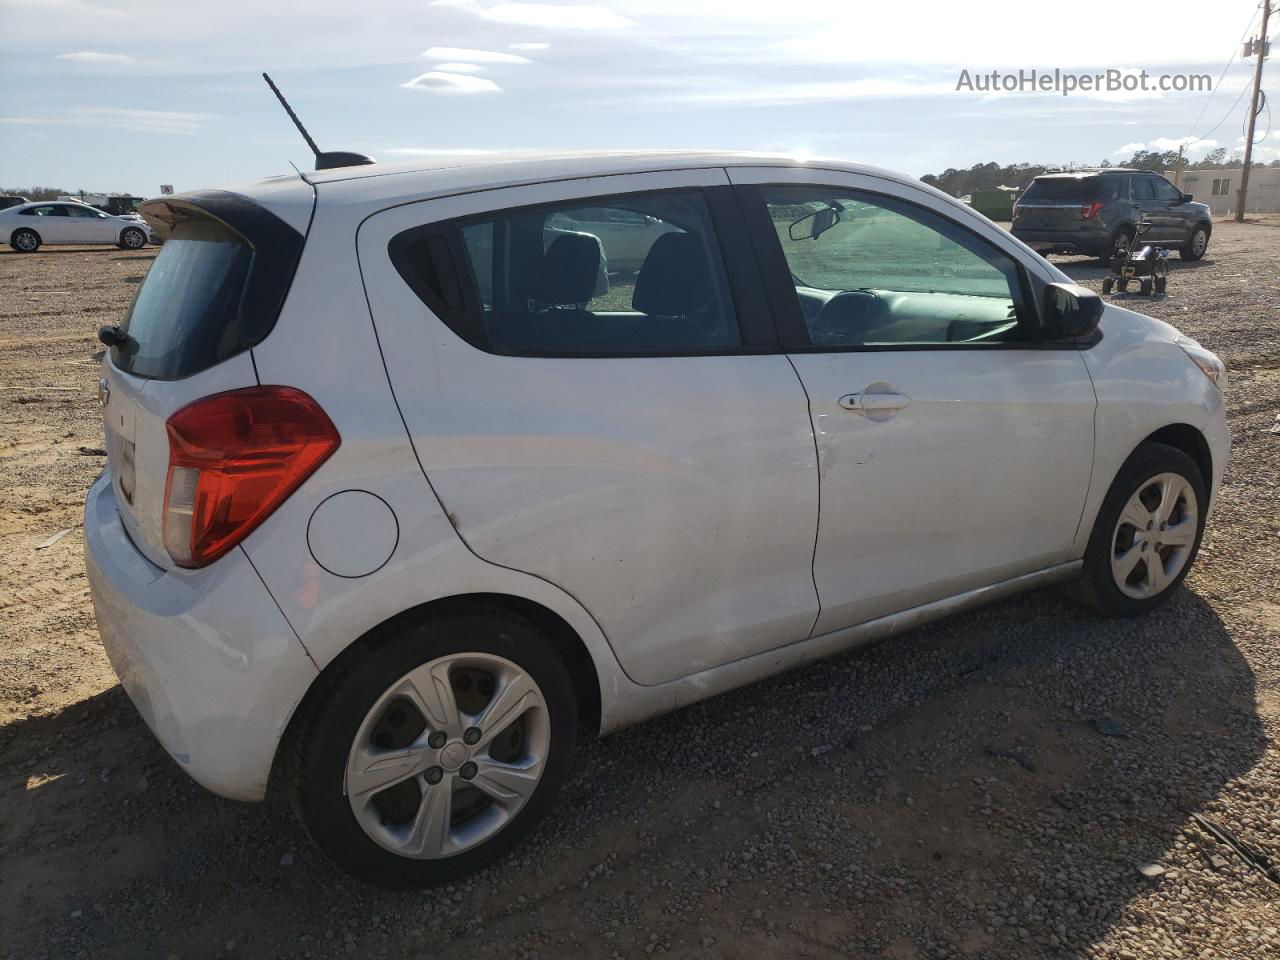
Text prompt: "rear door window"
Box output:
[[392, 189, 743, 356]]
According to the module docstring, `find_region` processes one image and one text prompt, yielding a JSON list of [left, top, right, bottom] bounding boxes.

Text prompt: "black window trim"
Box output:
[[387, 184, 780, 360], [732, 181, 1090, 354]]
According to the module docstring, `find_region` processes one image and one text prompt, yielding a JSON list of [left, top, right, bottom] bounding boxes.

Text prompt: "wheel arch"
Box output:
[[10, 225, 41, 245], [1142, 423, 1212, 494], [271, 591, 604, 794]]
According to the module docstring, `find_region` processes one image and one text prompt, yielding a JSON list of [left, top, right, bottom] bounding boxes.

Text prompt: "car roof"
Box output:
[[224, 149, 919, 210], [1033, 169, 1145, 179]]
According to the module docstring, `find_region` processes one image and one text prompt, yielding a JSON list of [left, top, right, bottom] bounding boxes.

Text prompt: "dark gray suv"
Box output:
[[1011, 169, 1212, 263]]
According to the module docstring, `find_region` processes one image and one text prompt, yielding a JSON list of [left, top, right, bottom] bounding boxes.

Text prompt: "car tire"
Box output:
[[1098, 227, 1133, 265], [287, 606, 579, 888], [119, 227, 147, 250], [10, 228, 40, 252], [1069, 441, 1207, 618], [1180, 224, 1209, 261], [1101, 277, 1114, 295]]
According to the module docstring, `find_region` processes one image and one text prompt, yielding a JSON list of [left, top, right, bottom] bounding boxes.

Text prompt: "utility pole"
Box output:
[[1174, 144, 1184, 189], [1236, 0, 1272, 221]]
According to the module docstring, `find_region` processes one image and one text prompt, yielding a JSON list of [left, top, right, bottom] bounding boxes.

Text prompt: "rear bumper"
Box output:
[[83, 472, 317, 802], [1010, 227, 1109, 255]]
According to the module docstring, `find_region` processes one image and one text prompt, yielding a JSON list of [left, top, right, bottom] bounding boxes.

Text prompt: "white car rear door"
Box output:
[[357, 168, 822, 686]]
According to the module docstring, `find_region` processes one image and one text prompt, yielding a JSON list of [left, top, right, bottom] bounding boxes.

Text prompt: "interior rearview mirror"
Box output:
[[1044, 282, 1103, 340]]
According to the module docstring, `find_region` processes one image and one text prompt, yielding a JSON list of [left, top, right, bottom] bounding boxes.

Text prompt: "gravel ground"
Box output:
[[1, 221, 1278, 960]]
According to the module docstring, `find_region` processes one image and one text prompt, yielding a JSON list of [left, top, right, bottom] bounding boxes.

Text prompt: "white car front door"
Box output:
[[63, 204, 117, 242], [357, 169, 822, 686], [730, 168, 1097, 635]]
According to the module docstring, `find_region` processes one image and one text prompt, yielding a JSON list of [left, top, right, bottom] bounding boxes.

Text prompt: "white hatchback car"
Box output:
[[3, 200, 153, 251], [85, 152, 1228, 887]]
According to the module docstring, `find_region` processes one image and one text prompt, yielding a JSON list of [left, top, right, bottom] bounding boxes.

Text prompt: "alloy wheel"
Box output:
[[1192, 230, 1207, 256], [1110, 472, 1198, 600], [345, 652, 550, 860], [15, 233, 36, 251]]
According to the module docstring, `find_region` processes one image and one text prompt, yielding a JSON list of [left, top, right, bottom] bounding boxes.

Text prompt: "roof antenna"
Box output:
[[262, 72, 374, 172]]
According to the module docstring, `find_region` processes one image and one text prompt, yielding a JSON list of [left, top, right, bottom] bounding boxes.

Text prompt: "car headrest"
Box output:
[[632, 232, 714, 317], [537, 233, 601, 306]]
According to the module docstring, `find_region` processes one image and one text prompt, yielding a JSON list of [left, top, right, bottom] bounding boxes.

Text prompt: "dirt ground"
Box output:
[[1, 221, 1278, 960]]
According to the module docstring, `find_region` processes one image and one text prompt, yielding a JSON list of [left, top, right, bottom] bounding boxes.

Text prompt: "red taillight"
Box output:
[[162, 386, 340, 568], [1081, 201, 1103, 219]]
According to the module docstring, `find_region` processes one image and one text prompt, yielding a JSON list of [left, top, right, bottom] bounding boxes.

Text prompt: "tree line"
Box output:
[[920, 150, 1280, 198], [1, 186, 89, 201]]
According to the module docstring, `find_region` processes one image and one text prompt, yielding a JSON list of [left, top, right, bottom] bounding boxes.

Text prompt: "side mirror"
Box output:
[[1135, 220, 1153, 235], [1043, 282, 1103, 340], [1179, 192, 1193, 203]]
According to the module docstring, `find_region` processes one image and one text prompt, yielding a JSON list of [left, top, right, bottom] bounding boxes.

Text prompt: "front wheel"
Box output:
[[288, 608, 578, 888], [1180, 225, 1209, 261], [1071, 442, 1207, 617], [119, 227, 147, 250], [10, 228, 40, 252]]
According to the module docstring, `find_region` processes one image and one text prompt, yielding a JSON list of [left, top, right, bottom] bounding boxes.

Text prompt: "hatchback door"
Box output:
[[1011, 177, 1102, 237], [357, 169, 821, 686], [99, 193, 309, 569], [732, 168, 1097, 635]]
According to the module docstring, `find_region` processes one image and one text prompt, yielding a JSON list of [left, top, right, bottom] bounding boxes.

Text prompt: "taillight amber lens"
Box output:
[[163, 386, 340, 568]]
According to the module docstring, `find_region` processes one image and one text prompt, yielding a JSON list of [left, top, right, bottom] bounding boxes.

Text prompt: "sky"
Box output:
[[0, 0, 1274, 196]]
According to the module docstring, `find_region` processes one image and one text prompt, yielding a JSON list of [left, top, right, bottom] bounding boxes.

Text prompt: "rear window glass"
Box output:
[[116, 219, 252, 378], [1022, 177, 1107, 201]]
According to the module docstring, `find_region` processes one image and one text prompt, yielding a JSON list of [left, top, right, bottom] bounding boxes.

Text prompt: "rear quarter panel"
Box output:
[[240, 196, 629, 710]]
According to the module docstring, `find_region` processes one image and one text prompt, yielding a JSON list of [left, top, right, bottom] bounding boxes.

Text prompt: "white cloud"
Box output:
[[402, 72, 502, 94], [0, 107, 210, 133], [669, 76, 958, 107], [509, 41, 550, 50], [384, 147, 502, 155], [433, 62, 486, 73], [1114, 137, 1219, 156], [422, 45, 530, 64], [433, 0, 633, 30], [55, 51, 135, 64]]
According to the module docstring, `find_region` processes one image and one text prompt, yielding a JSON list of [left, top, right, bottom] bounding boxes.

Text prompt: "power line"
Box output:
[[1188, 2, 1264, 139]]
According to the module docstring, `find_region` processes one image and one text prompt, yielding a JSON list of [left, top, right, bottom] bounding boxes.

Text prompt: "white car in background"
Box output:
[[2, 200, 153, 252]]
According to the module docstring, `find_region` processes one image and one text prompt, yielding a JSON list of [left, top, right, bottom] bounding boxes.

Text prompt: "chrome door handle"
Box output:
[[838, 392, 911, 413]]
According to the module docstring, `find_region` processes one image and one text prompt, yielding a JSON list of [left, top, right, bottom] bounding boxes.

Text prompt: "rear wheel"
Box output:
[[1101, 277, 1114, 295], [10, 228, 39, 252], [1099, 227, 1133, 265], [1180, 225, 1209, 261], [1139, 278, 1153, 296], [119, 227, 147, 250], [1070, 442, 1206, 618], [288, 608, 578, 888]]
